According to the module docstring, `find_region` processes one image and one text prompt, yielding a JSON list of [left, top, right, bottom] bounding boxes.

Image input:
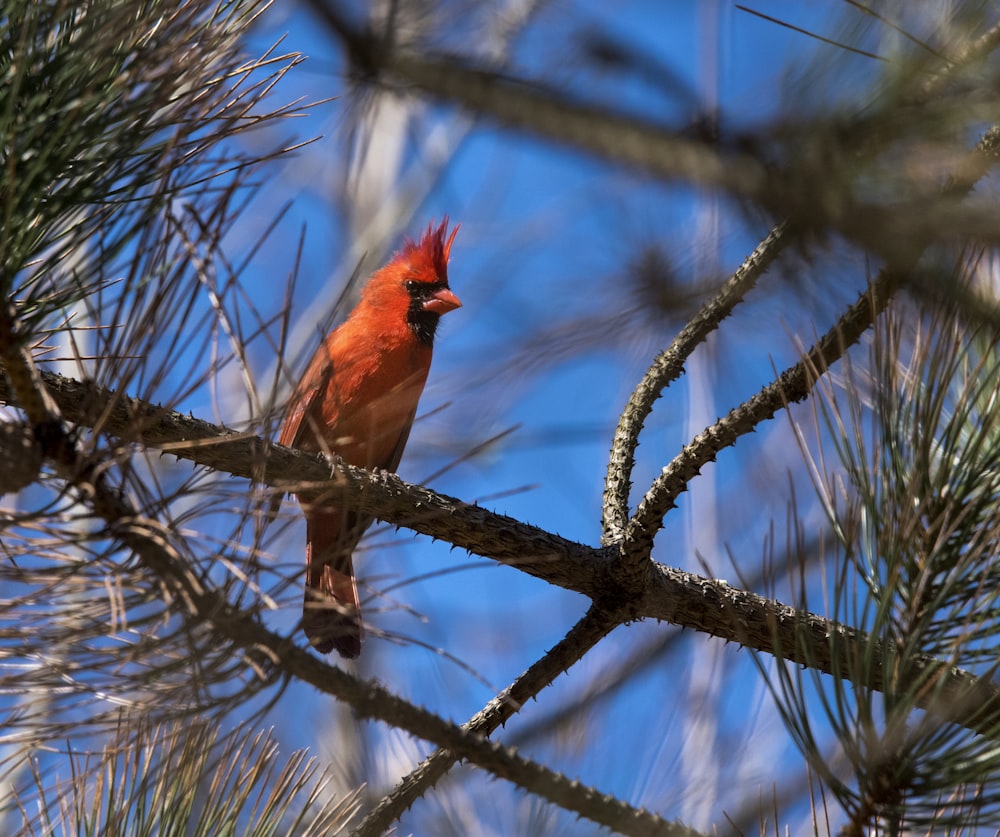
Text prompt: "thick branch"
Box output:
[[2, 365, 1000, 739], [0, 331, 690, 837], [315, 13, 1000, 260], [308, 1, 767, 206]]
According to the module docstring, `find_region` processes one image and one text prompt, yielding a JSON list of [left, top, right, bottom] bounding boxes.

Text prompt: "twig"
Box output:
[[624, 275, 899, 562], [602, 222, 791, 545], [353, 603, 622, 837], [621, 123, 1000, 569]]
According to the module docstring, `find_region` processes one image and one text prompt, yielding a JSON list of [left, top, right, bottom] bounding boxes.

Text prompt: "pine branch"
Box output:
[[602, 221, 792, 545], [621, 123, 1000, 570], [599, 21, 1000, 547], [18, 715, 360, 835], [9, 4, 1000, 831], [3, 361, 1000, 742], [624, 273, 899, 562], [354, 603, 622, 837], [313, 4, 1000, 258], [0, 304, 682, 837]]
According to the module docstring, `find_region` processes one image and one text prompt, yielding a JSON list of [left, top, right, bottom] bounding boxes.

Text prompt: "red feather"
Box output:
[[279, 219, 461, 657]]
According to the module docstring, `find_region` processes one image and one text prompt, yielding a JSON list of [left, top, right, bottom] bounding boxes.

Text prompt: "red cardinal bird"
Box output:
[[279, 219, 461, 658]]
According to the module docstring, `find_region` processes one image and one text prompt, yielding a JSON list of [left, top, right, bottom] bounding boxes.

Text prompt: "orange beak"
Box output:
[[422, 288, 462, 315]]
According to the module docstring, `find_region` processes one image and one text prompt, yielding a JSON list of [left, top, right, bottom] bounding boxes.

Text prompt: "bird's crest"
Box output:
[[401, 217, 458, 281]]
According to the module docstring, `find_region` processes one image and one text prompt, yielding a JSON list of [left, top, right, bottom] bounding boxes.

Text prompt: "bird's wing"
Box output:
[[278, 351, 332, 451]]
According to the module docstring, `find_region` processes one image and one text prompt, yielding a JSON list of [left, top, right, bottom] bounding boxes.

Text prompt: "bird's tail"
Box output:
[[303, 506, 364, 658]]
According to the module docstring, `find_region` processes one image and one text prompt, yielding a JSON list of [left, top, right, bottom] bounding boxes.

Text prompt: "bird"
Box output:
[[278, 219, 461, 658]]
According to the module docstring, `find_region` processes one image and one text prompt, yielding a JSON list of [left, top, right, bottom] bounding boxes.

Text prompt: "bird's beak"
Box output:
[[422, 288, 462, 315]]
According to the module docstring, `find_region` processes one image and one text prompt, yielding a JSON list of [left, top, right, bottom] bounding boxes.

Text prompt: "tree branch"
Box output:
[[3, 363, 1000, 740], [354, 603, 622, 837], [0, 311, 690, 837], [624, 273, 900, 562], [620, 123, 1000, 570], [315, 7, 1000, 260], [602, 221, 791, 545]]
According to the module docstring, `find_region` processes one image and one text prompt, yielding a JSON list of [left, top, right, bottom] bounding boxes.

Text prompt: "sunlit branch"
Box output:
[[624, 124, 1000, 567], [625, 275, 900, 560], [3, 362, 1000, 741], [602, 221, 791, 545], [354, 603, 623, 837], [0, 308, 683, 837], [915, 18, 1000, 99]]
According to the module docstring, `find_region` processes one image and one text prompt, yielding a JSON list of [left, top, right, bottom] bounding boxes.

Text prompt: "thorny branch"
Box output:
[[2, 360, 1000, 742], [601, 221, 792, 545], [615, 123, 1000, 568], [353, 604, 623, 837], [0, 302, 688, 836]]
